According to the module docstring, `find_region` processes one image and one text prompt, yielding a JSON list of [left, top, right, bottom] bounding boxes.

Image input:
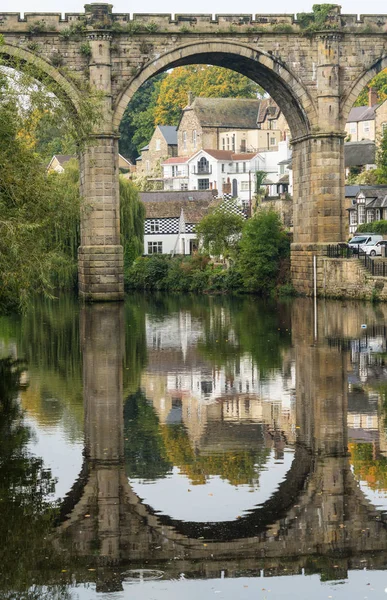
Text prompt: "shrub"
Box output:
[[357, 220, 387, 235]]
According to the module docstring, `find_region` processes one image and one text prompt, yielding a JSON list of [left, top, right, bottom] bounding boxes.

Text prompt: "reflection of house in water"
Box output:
[[143, 311, 296, 451]]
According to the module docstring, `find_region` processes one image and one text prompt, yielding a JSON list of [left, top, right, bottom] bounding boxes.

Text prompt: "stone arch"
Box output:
[[113, 40, 317, 138], [0, 43, 82, 117], [341, 55, 387, 126]]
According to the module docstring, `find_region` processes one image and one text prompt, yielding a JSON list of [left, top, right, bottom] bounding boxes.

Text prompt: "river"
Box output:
[[1, 294, 387, 599]]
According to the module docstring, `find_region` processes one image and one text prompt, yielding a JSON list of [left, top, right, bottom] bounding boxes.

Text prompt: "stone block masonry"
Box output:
[[2, 3, 387, 298]]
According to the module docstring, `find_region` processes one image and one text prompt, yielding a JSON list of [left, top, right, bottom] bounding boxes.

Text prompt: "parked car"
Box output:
[[348, 234, 384, 254], [363, 240, 387, 257]]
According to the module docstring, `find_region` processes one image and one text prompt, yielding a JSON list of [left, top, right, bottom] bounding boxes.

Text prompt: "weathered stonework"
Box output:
[[2, 4, 387, 298]]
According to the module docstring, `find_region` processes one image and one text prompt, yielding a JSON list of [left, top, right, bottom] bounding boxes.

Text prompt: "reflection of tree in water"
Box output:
[[198, 297, 292, 378], [160, 423, 271, 486], [349, 442, 387, 491], [0, 358, 67, 599], [124, 390, 172, 480], [124, 391, 270, 486]]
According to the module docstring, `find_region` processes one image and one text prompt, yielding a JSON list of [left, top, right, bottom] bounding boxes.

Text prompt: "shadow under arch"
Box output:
[[57, 444, 312, 543], [112, 40, 316, 139], [0, 43, 83, 118], [341, 55, 387, 126]]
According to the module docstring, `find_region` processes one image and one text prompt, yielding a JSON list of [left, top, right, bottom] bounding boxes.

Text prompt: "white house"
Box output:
[[142, 192, 217, 256], [162, 141, 292, 207], [347, 187, 387, 235]]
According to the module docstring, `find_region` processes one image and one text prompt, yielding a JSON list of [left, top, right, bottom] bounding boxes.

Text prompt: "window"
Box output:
[[350, 211, 357, 226], [358, 205, 365, 224], [241, 181, 249, 191], [180, 182, 188, 190], [198, 179, 209, 190], [376, 208, 381, 220], [221, 163, 225, 172], [235, 163, 239, 173], [150, 219, 160, 233], [270, 137, 276, 146], [222, 138, 225, 150], [192, 129, 197, 149], [155, 139, 161, 151], [363, 121, 370, 134], [226, 137, 230, 150], [280, 164, 285, 175], [367, 209, 374, 223], [271, 120, 277, 130], [243, 162, 246, 173], [350, 123, 357, 135], [148, 241, 163, 254], [232, 135, 235, 151], [183, 131, 187, 150], [146, 160, 150, 172], [240, 139, 246, 152]]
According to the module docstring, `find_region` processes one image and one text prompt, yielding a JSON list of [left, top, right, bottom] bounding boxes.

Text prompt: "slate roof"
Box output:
[[143, 198, 220, 222], [197, 149, 259, 161], [347, 104, 378, 123], [158, 125, 178, 145], [53, 154, 74, 166], [188, 97, 260, 129], [357, 187, 387, 199], [344, 140, 376, 167], [141, 190, 215, 203]]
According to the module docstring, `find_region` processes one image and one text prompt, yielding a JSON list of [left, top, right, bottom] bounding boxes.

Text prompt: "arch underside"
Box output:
[[0, 43, 82, 118], [341, 55, 387, 125], [113, 43, 314, 139]]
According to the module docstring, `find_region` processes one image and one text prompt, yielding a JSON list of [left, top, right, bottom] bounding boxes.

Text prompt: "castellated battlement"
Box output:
[[1, 7, 387, 33]]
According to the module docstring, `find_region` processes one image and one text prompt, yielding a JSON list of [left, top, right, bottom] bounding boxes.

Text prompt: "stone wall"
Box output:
[[318, 257, 387, 300], [375, 99, 387, 143], [178, 110, 203, 156]]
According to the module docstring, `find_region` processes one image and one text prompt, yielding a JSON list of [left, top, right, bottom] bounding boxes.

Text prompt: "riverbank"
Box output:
[[125, 254, 295, 297]]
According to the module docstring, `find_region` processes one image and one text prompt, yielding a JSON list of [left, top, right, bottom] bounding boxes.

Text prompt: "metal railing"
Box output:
[[326, 245, 387, 277], [191, 165, 212, 174]]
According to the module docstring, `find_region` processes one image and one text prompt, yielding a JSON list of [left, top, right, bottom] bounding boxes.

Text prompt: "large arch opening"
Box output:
[[113, 41, 316, 138]]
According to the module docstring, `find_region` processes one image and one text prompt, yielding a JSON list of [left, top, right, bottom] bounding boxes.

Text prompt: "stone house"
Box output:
[[47, 153, 132, 173], [345, 88, 379, 142], [177, 95, 289, 157], [347, 186, 387, 235], [136, 125, 178, 177]]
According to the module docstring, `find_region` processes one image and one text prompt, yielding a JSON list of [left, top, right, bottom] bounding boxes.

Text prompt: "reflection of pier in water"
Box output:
[[56, 301, 387, 590]]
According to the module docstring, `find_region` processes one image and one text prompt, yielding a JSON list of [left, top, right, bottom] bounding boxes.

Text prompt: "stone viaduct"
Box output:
[[52, 301, 387, 591], [2, 4, 387, 298]]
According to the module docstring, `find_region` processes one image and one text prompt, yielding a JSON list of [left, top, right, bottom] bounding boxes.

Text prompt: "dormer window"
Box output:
[[197, 156, 209, 174]]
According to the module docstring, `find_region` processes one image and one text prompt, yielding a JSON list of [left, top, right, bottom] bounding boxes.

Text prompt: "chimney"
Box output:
[[368, 87, 378, 107], [187, 91, 194, 106]]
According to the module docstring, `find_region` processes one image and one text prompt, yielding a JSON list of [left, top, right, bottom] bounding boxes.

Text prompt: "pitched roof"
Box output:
[[162, 156, 190, 164], [143, 198, 220, 222], [345, 140, 376, 167], [157, 125, 178, 145], [141, 190, 215, 203], [257, 98, 281, 124], [54, 154, 74, 166], [201, 149, 259, 161], [357, 187, 387, 199], [347, 104, 378, 123], [187, 97, 260, 129]]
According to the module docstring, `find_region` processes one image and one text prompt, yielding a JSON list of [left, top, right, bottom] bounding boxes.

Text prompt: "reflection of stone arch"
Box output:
[[341, 55, 387, 126], [0, 43, 82, 117], [112, 41, 316, 137]]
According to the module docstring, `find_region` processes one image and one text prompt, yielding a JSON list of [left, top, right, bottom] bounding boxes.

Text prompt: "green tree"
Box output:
[[195, 207, 245, 260], [354, 69, 387, 106], [119, 73, 166, 162], [119, 176, 145, 272], [237, 209, 290, 293], [153, 65, 264, 125]]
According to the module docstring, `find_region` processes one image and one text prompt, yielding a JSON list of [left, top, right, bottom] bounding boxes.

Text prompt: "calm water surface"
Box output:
[[2, 294, 387, 599]]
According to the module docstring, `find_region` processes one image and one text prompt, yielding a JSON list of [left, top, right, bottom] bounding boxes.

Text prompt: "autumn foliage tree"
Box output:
[[153, 65, 264, 125]]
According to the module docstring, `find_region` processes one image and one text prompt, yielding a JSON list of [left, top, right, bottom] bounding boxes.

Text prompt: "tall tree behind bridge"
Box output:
[[354, 68, 387, 106]]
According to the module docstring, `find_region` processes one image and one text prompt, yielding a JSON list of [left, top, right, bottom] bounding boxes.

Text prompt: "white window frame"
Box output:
[[358, 205, 365, 225], [183, 131, 187, 150], [270, 137, 276, 146], [150, 219, 160, 233], [367, 209, 374, 223], [148, 241, 163, 254], [241, 181, 249, 191], [349, 211, 357, 226], [192, 129, 197, 149], [155, 139, 161, 151], [363, 121, 370, 134]]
